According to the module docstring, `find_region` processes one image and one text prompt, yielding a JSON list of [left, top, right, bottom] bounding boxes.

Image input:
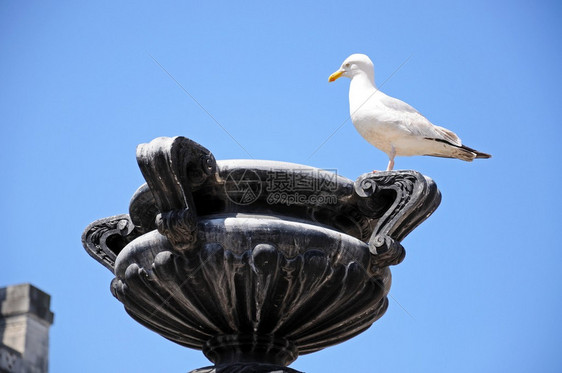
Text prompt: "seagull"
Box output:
[[329, 54, 491, 171]]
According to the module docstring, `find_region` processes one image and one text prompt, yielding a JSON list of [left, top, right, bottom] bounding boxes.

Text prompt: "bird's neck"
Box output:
[[350, 70, 376, 91], [349, 72, 376, 112]]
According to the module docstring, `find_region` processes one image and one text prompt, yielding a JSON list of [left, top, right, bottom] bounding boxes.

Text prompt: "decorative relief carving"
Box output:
[[354, 171, 441, 268], [82, 136, 440, 372]]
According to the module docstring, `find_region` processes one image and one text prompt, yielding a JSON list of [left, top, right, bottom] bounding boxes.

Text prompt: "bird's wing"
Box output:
[[379, 93, 421, 114], [432, 125, 462, 146], [379, 93, 462, 146]]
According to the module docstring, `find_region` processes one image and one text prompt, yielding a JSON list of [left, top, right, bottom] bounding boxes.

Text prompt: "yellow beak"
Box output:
[[328, 70, 344, 82]]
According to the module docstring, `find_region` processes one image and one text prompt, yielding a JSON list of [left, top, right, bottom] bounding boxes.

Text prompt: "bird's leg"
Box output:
[[386, 146, 396, 171], [386, 159, 394, 171]]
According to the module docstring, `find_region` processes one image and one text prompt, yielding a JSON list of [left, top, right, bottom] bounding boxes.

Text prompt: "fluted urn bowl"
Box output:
[[112, 215, 388, 365], [82, 136, 440, 371]]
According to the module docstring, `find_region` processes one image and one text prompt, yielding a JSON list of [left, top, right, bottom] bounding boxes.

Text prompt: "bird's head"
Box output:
[[329, 54, 374, 82]]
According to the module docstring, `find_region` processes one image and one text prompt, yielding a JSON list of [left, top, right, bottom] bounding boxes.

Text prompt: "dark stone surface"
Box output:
[[189, 363, 303, 373], [0, 283, 54, 324], [82, 136, 441, 372], [0, 284, 54, 373], [0, 343, 23, 373]]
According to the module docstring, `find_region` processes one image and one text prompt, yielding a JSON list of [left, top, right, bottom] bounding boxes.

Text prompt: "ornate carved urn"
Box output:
[[82, 136, 441, 372]]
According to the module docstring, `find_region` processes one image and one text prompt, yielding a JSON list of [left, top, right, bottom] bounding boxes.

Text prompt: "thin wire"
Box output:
[[147, 52, 254, 159], [389, 293, 416, 320]]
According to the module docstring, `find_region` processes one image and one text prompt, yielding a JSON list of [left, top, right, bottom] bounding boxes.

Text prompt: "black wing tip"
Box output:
[[475, 152, 492, 159], [424, 138, 492, 159], [460, 145, 491, 159]]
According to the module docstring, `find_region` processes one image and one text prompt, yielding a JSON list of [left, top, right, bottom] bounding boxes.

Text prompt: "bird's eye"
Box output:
[[345, 63, 351, 68]]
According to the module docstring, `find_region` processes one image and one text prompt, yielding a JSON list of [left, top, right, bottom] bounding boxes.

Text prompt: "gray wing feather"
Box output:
[[379, 93, 462, 146]]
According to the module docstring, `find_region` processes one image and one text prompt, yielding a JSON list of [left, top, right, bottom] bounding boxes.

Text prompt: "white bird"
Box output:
[[329, 54, 491, 171]]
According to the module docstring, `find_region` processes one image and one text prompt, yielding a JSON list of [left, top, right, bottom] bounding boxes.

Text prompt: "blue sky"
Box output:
[[1, 1, 561, 372]]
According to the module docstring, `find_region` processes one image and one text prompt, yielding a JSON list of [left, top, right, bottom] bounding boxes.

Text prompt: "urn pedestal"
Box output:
[[82, 136, 441, 372]]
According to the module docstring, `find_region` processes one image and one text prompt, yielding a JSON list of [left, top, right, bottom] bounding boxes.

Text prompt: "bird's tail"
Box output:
[[424, 138, 492, 161]]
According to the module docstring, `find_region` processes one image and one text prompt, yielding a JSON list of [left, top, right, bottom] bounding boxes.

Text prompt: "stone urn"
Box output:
[[82, 136, 440, 372]]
